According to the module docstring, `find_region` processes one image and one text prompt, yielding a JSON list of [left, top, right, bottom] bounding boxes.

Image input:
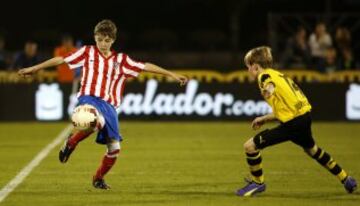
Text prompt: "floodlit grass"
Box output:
[[0, 122, 359, 206]]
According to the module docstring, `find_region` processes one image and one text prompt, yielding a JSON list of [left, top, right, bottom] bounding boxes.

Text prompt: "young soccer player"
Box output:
[[236, 46, 357, 196], [18, 19, 188, 190]]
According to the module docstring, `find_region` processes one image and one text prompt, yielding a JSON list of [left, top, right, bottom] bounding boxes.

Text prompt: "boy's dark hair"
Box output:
[[94, 19, 117, 40], [244, 46, 273, 68]]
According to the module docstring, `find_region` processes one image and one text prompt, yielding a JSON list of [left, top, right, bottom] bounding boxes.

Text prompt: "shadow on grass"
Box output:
[[133, 190, 234, 197], [261, 191, 360, 200]]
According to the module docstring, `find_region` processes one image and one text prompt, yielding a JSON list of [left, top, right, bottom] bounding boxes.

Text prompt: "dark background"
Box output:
[[1, 0, 360, 70], [1, 0, 359, 50]]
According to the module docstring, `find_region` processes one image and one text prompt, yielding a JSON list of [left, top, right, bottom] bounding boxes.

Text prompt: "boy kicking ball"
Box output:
[[18, 19, 188, 190]]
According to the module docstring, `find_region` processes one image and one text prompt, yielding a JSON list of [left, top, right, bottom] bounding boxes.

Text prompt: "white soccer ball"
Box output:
[[71, 104, 100, 131]]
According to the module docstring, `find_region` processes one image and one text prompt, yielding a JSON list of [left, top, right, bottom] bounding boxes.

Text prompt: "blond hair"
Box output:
[[244, 46, 273, 68]]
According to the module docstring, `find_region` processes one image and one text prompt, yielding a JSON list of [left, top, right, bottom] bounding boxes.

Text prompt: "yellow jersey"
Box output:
[[257, 68, 312, 123]]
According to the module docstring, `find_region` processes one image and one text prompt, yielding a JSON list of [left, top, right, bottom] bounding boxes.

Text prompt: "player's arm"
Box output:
[[251, 113, 276, 130], [262, 82, 275, 98], [18, 57, 65, 77], [143, 63, 188, 86]]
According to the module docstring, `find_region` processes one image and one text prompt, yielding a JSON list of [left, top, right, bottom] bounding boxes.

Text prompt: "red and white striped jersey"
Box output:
[[64, 45, 145, 107]]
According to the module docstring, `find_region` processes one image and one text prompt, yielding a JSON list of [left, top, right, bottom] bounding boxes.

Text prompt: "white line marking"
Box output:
[[0, 124, 72, 203]]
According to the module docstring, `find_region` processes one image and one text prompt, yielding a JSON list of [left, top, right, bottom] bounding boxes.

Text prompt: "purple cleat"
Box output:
[[236, 179, 266, 197], [343, 176, 357, 193]]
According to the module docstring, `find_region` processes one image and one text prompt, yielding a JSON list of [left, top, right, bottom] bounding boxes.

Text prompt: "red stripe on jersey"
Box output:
[[69, 50, 86, 65], [89, 49, 100, 96], [119, 55, 124, 74], [106, 56, 115, 99], [123, 55, 142, 73], [64, 46, 86, 68], [112, 54, 126, 106], [80, 46, 90, 96], [106, 60, 115, 104], [100, 56, 109, 98], [108, 66, 116, 104], [119, 77, 126, 104], [122, 57, 137, 78], [112, 74, 122, 106], [107, 55, 118, 105], [108, 54, 121, 104]]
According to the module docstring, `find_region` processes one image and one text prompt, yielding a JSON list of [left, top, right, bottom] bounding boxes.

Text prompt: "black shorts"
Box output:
[[253, 112, 315, 150]]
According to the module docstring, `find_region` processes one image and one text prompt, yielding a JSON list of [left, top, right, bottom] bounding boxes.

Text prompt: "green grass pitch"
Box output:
[[0, 122, 359, 206]]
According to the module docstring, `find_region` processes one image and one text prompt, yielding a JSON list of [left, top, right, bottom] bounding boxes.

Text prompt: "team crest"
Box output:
[[114, 62, 120, 71]]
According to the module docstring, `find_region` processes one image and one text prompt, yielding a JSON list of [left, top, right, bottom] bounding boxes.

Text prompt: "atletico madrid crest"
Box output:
[[114, 62, 120, 71]]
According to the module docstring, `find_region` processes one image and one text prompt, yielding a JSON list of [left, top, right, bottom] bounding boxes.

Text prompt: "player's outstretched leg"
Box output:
[[237, 138, 266, 196], [93, 140, 120, 190], [59, 129, 94, 163], [236, 177, 266, 197], [343, 176, 357, 193], [305, 145, 357, 193], [60, 105, 104, 163]]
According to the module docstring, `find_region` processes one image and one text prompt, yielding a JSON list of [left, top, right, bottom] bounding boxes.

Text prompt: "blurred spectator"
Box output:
[[334, 27, 356, 70], [308, 22, 332, 68], [12, 40, 40, 69], [334, 27, 352, 51], [281, 26, 311, 69], [339, 47, 356, 70], [54, 34, 77, 83], [0, 35, 10, 70], [319, 47, 340, 73]]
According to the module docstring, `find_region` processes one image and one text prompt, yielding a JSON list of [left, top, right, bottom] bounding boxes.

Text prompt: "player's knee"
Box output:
[[304, 145, 318, 157], [243, 138, 257, 153], [106, 140, 120, 157]]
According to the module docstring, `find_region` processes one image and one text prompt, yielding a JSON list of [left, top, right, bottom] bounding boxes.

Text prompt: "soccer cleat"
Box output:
[[59, 138, 74, 163], [236, 179, 266, 197], [343, 176, 357, 193], [93, 177, 111, 190]]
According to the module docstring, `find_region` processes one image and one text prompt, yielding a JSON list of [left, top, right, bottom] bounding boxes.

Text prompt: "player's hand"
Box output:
[[251, 116, 266, 130], [18, 67, 38, 77], [173, 74, 188, 86]]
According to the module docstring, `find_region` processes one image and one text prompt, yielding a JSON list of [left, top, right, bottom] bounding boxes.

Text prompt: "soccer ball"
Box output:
[[71, 104, 101, 131]]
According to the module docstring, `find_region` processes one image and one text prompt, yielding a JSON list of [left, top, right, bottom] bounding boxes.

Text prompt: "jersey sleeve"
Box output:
[[259, 73, 274, 89], [122, 55, 146, 78], [63, 46, 87, 69]]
